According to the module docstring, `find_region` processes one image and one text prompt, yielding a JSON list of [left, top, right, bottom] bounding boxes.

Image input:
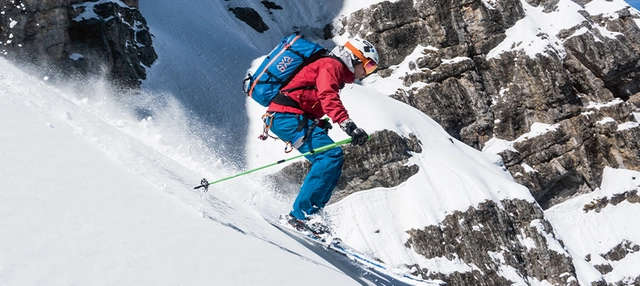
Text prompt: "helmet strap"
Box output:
[[344, 41, 367, 64]]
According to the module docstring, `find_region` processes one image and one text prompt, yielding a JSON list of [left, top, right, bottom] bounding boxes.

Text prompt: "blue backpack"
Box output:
[[243, 34, 327, 107]]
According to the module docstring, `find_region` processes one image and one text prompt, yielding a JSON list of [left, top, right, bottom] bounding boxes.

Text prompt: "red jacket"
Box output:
[[267, 57, 355, 124]]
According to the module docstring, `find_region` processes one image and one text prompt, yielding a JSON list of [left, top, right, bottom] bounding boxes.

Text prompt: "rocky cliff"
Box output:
[[0, 0, 155, 87], [269, 130, 423, 203], [230, 0, 640, 211], [340, 0, 640, 211], [272, 130, 582, 285], [247, 0, 640, 284], [407, 199, 578, 285], [332, 0, 640, 284]]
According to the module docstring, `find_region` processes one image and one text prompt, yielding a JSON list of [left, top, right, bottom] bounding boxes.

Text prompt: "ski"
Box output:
[[269, 219, 436, 285]]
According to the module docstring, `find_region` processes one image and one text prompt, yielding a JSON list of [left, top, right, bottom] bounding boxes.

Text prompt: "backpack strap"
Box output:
[[272, 92, 302, 109], [272, 86, 316, 109], [280, 85, 316, 93]]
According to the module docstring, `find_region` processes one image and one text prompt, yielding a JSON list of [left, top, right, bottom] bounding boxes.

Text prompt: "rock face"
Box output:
[[0, 0, 156, 87], [583, 189, 640, 213], [499, 95, 640, 209], [338, 0, 640, 210], [225, 1, 333, 39], [291, 0, 640, 284], [268, 130, 422, 203], [406, 199, 578, 285], [272, 133, 581, 284], [226, 1, 284, 34]]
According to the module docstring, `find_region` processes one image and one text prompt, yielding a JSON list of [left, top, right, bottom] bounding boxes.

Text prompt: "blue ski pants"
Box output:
[[266, 113, 344, 220]]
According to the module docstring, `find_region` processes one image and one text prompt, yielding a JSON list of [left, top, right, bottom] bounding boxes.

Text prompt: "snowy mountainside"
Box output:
[[231, 0, 640, 283], [0, 58, 361, 285], [245, 78, 536, 261], [141, 0, 638, 284], [2, 0, 640, 284]]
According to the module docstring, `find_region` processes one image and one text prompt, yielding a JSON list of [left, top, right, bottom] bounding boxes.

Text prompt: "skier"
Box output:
[[264, 36, 380, 232]]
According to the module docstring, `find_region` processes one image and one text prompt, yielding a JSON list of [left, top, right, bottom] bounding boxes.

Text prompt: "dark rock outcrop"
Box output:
[[268, 129, 422, 203], [229, 7, 269, 33], [406, 199, 578, 285], [0, 0, 156, 87], [583, 189, 640, 213]]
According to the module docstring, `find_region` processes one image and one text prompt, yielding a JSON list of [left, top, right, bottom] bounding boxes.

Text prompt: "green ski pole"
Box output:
[[194, 137, 354, 191]]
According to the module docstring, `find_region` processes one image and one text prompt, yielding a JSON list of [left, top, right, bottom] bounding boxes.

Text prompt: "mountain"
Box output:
[[2, 0, 640, 285]]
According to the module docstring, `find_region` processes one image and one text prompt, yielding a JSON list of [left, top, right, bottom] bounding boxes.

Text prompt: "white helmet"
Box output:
[[344, 36, 379, 75]]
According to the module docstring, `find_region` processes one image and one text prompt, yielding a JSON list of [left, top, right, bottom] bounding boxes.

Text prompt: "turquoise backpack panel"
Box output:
[[245, 34, 327, 107]]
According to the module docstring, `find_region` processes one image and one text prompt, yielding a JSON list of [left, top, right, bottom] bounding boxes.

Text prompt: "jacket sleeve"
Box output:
[[315, 61, 350, 124]]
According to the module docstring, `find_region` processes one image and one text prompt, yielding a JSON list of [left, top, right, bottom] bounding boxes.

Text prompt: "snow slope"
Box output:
[[0, 58, 362, 285], [545, 168, 640, 285]]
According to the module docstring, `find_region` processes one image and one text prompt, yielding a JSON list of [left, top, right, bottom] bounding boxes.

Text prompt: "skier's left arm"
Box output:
[[315, 62, 349, 125], [316, 63, 368, 146]]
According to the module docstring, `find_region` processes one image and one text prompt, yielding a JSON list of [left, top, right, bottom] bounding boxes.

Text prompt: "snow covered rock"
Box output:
[[497, 95, 640, 209], [406, 199, 578, 285]]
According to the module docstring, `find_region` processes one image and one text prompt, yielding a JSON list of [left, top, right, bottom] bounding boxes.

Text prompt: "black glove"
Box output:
[[340, 119, 368, 146], [316, 118, 333, 133]]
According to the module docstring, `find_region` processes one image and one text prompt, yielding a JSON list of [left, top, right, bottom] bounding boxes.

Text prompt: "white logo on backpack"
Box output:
[[277, 56, 294, 72]]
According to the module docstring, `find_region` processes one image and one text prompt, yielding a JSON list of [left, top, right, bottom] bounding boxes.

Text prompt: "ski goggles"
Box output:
[[344, 42, 379, 75]]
